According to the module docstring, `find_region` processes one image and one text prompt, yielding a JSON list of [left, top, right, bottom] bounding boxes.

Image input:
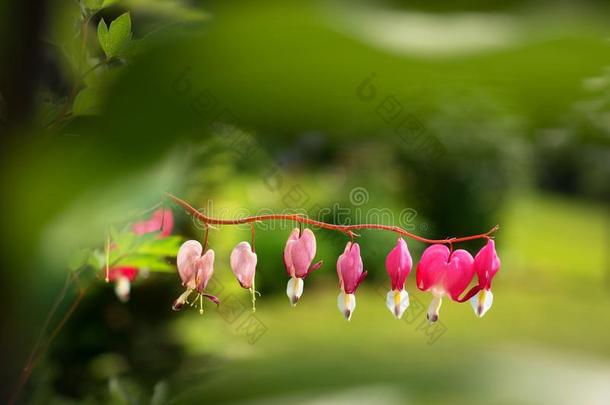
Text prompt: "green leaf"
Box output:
[[88, 250, 106, 269], [97, 12, 132, 58], [137, 236, 182, 256], [83, 0, 103, 11], [101, 0, 119, 8], [97, 18, 109, 55], [83, 0, 118, 12], [114, 254, 174, 272], [72, 86, 101, 116]]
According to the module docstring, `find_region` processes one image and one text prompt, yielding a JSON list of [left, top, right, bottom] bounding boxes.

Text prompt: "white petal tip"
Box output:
[[115, 277, 131, 303], [286, 277, 304, 307], [426, 294, 442, 323], [470, 289, 493, 318], [386, 289, 409, 320], [337, 292, 356, 321]]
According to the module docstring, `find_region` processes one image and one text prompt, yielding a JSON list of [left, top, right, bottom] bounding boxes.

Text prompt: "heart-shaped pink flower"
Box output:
[[230, 241, 257, 289], [416, 244, 474, 322], [173, 240, 219, 313], [284, 228, 323, 306], [284, 228, 322, 278]]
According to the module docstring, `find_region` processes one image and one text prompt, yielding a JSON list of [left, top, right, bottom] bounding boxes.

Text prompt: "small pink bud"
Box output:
[[337, 242, 367, 294], [473, 239, 500, 290], [386, 238, 412, 291], [470, 240, 500, 317], [384, 238, 412, 319], [336, 242, 367, 320], [230, 241, 257, 289]]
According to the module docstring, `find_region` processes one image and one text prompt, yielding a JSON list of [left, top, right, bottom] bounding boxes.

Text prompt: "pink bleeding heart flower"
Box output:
[[230, 241, 259, 311], [132, 208, 174, 237], [470, 239, 501, 318], [416, 244, 474, 323], [172, 240, 219, 314], [284, 228, 323, 306], [107, 208, 174, 302], [336, 242, 367, 321], [230, 241, 257, 289], [385, 238, 413, 319]]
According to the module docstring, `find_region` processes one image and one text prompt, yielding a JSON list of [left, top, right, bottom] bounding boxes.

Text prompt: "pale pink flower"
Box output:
[[284, 228, 322, 306], [173, 240, 218, 313], [230, 241, 257, 289]]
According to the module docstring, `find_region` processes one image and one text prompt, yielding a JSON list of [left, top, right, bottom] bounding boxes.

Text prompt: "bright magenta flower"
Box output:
[[385, 238, 412, 319], [470, 239, 501, 317], [172, 240, 219, 313], [336, 242, 367, 321], [416, 244, 474, 323], [284, 228, 322, 306], [230, 241, 257, 289]]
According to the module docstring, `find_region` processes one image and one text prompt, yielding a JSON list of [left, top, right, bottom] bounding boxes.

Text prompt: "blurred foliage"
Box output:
[[2, 0, 610, 403]]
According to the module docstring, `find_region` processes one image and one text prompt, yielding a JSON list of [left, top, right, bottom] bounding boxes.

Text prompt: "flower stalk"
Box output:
[[165, 193, 498, 245]]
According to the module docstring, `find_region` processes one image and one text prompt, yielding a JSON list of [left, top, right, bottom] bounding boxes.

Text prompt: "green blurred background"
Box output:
[[1, 0, 609, 403]]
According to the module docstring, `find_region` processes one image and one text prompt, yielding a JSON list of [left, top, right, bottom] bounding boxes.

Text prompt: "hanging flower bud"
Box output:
[[284, 228, 323, 306], [230, 241, 257, 289], [336, 242, 367, 321], [385, 238, 412, 319], [173, 240, 219, 314], [416, 244, 474, 323], [470, 239, 501, 318]]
